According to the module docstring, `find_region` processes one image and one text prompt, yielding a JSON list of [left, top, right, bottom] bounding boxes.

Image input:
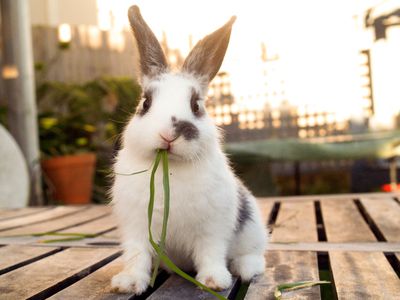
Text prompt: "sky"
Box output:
[[96, 0, 400, 127]]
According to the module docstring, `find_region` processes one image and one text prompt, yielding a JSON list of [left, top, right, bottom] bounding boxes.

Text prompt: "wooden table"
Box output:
[[0, 192, 399, 299]]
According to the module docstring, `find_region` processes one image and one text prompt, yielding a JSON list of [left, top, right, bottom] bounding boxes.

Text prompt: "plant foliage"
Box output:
[[37, 77, 141, 157]]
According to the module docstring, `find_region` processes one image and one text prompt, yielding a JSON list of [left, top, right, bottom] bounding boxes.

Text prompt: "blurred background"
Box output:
[[0, 0, 399, 206]]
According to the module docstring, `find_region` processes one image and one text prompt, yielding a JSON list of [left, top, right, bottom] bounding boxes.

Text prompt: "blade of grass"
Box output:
[[150, 239, 227, 300], [148, 150, 162, 287], [114, 169, 149, 176], [39, 236, 92, 243], [147, 150, 227, 300], [32, 232, 96, 238], [150, 150, 170, 285], [274, 280, 331, 300], [35, 232, 97, 243]]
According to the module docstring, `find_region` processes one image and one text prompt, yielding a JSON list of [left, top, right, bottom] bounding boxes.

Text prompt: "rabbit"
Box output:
[[111, 5, 268, 295]]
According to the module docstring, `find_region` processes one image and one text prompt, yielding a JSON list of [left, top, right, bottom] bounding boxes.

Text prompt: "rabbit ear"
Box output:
[[128, 6, 168, 79], [182, 16, 236, 83]]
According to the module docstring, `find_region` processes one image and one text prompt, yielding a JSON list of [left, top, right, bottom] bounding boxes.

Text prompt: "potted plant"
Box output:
[[38, 82, 100, 204], [37, 78, 142, 204]]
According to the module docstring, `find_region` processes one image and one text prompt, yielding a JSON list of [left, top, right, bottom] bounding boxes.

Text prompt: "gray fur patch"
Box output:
[[236, 185, 253, 232], [173, 120, 199, 141]]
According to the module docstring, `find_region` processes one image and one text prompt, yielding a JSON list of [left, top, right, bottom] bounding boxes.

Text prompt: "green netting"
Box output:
[[226, 130, 400, 161]]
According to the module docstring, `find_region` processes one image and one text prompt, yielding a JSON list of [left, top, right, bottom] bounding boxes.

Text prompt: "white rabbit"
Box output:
[[111, 5, 268, 295]]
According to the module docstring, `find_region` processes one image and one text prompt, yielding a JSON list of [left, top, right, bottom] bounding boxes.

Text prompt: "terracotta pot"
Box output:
[[42, 153, 96, 204]]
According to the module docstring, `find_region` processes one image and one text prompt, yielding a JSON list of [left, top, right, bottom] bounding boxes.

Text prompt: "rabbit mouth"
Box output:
[[158, 141, 176, 156]]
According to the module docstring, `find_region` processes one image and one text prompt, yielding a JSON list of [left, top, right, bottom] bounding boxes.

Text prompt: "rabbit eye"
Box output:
[[190, 89, 203, 117], [192, 102, 199, 113], [140, 91, 152, 116], [143, 99, 150, 111]]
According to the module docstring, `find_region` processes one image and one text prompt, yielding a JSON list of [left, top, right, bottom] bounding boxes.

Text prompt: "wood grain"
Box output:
[[245, 251, 321, 300], [0, 247, 119, 299], [0, 205, 111, 236], [49, 256, 129, 300], [0, 245, 59, 273], [330, 251, 400, 299], [321, 199, 376, 242], [41, 214, 118, 242], [271, 201, 318, 243], [147, 275, 238, 300], [256, 199, 275, 226], [0, 206, 87, 232], [258, 192, 400, 203], [58, 213, 117, 234], [268, 242, 400, 252], [360, 197, 400, 242], [0, 207, 52, 221]]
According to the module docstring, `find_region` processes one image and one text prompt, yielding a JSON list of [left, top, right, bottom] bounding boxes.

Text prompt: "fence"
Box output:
[[32, 25, 137, 83]]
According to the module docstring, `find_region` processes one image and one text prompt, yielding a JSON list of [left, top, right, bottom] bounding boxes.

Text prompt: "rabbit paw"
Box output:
[[196, 266, 232, 291], [111, 271, 150, 294]]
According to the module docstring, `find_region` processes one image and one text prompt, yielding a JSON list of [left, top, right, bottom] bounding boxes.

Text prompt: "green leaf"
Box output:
[[40, 236, 88, 243], [114, 168, 149, 176], [148, 151, 162, 287], [30, 232, 97, 244], [274, 280, 331, 300], [147, 150, 227, 300]]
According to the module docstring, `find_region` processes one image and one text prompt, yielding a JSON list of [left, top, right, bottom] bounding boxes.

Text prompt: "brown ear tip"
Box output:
[[228, 16, 237, 26], [128, 5, 141, 18]]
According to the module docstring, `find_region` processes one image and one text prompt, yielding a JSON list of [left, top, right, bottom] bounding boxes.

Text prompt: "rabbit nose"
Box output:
[[159, 133, 178, 143], [159, 133, 178, 151]]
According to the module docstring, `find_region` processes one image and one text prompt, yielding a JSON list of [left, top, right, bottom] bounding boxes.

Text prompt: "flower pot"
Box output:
[[42, 153, 96, 204]]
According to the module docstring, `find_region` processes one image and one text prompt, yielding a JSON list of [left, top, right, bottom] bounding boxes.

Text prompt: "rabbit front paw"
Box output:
[[111, 271, 150, 295], [196, 266, 232, 291]]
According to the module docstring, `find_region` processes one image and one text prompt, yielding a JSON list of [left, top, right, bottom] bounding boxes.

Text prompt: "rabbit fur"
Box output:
[[111, 5, 268, 294]]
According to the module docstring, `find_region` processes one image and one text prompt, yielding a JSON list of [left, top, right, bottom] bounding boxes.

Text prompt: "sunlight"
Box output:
[[96, 0, 400, 129]]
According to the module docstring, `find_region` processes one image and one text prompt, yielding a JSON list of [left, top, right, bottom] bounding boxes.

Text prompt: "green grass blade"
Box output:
[[33, 232, 96, 238], [151, 150, 171, 286], [146, 150, 227, 300], [114, 169, 149, 176], [148, 151, 162, 287], [40, 236, 88, 243], [36, 232, 97, 243], [149, 237, 227, 300], [160, 151, 170, 256], [274, 280, 331, 300]]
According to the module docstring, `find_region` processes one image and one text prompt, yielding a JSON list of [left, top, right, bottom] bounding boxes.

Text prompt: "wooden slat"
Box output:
[[0, 245, 59, 273], [245, 251, 321, 300], [40, 214, 118, 243], [361, 197, 400, 242], [268, 242, 400, 252], [0, 205, 111, 236], [258, 192, 400, 203], [0, 247, 119, 299], [330, 251, 400, 299], [49, 256, 128, 300], [321, 199, 376, 242], [0, 206, 87, 232], [58, 213, 117, 234], [0, 207, 52, 221], [256, 200, 274, 226], [147, 275, 238, 300], [271, 201, 318, 242]]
